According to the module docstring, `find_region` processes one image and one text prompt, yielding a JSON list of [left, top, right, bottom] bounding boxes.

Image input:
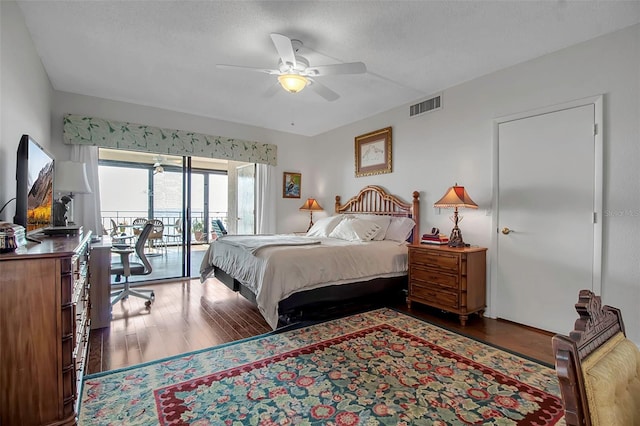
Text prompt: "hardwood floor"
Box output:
[[87, 278, 556, 374]]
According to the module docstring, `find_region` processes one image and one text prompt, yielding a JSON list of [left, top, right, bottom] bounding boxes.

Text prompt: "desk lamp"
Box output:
[[55, 161, 92, 225]]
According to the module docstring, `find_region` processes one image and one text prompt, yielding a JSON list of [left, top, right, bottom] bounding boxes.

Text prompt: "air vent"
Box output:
[[409, 94, 442, 117]]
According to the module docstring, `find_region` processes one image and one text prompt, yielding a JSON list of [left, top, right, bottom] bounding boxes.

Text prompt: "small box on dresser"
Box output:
[[0, 231, 92, 426], [407, 244, 487, 326]]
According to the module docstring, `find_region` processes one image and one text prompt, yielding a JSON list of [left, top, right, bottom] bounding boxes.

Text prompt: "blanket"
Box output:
[[215, 234, 321, 255]]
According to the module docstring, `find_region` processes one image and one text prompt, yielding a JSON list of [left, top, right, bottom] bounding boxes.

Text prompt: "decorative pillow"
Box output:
[[329, 218, 381, 242], [306, 215, 344, 237], [385, 217, 416, 242], [354, 214, 391, 241]]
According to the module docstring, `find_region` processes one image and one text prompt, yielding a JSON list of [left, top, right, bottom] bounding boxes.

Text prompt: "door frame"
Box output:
[[489, 95, 603, 319]]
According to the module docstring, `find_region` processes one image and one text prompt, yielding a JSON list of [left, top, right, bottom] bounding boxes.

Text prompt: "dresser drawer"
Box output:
[[410, 283, 459, 310], [410, 265, 458, 290], [410, 249, 459, 272]]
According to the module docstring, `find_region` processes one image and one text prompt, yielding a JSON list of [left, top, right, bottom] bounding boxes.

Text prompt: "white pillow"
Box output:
[[384, 217, 416, 242], [329, 218, 381, 242], [306, 215, 344, 237], [354, 214, 391, 241]]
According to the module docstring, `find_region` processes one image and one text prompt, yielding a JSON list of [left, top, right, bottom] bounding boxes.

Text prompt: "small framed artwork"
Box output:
[[355, 126, 392, 177], [283, 172, 301, 198]]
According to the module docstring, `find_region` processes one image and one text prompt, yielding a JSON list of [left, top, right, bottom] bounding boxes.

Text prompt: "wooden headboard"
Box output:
[[335, 185, 420, 242]]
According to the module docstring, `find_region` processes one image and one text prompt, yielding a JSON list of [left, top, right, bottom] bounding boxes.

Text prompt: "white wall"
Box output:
[[309, 24, 640, 343], [0, 0, 53, 222]]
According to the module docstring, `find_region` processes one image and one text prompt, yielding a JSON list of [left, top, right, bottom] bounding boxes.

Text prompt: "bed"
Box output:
[[200, 185, 420, 329]]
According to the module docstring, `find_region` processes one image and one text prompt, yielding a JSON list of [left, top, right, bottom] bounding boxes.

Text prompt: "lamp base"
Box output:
[[447, 227, 467, 248], [306, 211, 314, 232]]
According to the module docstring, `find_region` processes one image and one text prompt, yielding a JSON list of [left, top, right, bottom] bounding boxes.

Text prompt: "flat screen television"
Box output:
[[13, 135, 55, 235]]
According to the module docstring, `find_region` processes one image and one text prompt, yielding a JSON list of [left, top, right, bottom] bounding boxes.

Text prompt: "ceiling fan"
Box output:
[[216, 33, 367, 101], [152, 155, 181, 174]]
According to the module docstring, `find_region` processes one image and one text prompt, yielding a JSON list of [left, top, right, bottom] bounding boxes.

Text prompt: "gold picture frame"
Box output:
[[355, 127, 392, 177], [282, 172, 301, 198]]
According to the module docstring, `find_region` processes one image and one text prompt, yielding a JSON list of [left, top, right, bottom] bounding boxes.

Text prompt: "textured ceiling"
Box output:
[[17, 1, 640, 137]]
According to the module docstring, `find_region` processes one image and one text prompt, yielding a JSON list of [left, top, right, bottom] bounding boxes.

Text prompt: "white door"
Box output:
[[496, 101, 601, 334]]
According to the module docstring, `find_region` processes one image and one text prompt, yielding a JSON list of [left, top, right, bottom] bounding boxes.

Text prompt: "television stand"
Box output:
[[43, 225, 82, 236]]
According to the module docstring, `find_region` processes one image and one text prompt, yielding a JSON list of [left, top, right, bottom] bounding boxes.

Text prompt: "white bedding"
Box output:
[[214, 234, 321, 254], [200, 235, 409, 329]]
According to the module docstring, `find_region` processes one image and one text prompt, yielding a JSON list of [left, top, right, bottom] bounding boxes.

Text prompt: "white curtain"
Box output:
[[255, 164, 276, 234], [71, 145, 102, 236]]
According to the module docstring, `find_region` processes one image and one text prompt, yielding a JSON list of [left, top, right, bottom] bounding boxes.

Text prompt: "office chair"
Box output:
[[110, 221, 155, 307]]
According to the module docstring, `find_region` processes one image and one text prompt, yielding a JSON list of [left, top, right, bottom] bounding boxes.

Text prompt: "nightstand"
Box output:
[[407, 244, 487, 326]]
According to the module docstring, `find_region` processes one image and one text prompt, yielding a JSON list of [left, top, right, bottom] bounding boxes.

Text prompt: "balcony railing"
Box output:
[[101, 210, 228, 244]]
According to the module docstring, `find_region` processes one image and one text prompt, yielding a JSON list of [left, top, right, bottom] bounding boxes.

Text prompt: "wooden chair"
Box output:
[[552, 289, 640, 426], [132, 217, 148, 236], [147, 219, 166, 255]]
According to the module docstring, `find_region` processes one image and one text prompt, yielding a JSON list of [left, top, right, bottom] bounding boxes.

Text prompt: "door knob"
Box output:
[[501, 227, 513, 235]]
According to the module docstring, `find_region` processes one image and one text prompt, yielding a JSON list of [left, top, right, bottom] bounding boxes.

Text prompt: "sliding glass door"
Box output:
[[99, 149, 235, 282]]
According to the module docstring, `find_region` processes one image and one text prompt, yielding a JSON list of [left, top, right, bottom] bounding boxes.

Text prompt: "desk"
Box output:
[[112, 233, 135, 246], [89, 237, 113, 329]]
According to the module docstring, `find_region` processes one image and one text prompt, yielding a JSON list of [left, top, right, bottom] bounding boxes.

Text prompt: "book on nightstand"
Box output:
[[421, 232, 449, 245]]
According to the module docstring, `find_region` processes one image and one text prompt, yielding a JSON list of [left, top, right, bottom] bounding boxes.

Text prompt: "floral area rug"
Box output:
[[79, 308, 565, 425]]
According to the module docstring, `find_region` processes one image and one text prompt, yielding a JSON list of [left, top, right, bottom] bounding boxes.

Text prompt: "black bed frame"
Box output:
[[213, 186, 420, 327], [214, 266, 408, 326]]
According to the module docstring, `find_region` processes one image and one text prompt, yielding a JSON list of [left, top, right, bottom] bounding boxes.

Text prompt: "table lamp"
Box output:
[[54, 161, 92, 225], [299, 198, 323, 232], [433, 183, 477, 247]]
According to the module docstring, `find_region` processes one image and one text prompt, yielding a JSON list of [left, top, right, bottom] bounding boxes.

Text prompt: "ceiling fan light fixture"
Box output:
[[278, 74, 308, 93]]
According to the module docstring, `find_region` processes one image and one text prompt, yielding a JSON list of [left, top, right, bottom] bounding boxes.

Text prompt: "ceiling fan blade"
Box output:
[[305, 62, 367, 76], [216, 64, 280, 75], [308, 79, 339, 102], [270, 33, 297, 69]]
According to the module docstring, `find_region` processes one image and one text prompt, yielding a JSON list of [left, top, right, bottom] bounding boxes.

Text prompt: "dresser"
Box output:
[[0, 232, 92, 425], [407, 244, 487, 326]]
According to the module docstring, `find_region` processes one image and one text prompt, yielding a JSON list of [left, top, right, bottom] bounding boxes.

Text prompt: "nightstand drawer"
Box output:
[[410, 265, 458, 290], [410, 283, 459, 310], [410, 250, 459, 272]]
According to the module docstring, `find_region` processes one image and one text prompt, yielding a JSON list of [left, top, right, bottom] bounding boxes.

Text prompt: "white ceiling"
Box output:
[[17, 1, 640, 137]]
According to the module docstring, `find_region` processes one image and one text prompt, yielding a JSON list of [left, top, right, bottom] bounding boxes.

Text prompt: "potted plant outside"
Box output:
[[193, 220, 204, 241]]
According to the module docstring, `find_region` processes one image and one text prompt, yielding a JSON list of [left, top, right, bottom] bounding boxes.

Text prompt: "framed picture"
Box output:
[[283, 172, 301, 198], [355, 126, 392, 177]]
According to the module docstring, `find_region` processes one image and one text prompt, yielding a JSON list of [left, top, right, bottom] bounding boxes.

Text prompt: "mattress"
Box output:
[[200, 235, 409, 328]]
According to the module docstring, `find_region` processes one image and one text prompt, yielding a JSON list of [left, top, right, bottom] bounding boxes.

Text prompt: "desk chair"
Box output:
[[552, 290, 640, 425], [110, 221, 155, 307]]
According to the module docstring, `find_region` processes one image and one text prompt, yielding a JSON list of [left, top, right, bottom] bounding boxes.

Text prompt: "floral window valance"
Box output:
[[63, 114, 277, 166]]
